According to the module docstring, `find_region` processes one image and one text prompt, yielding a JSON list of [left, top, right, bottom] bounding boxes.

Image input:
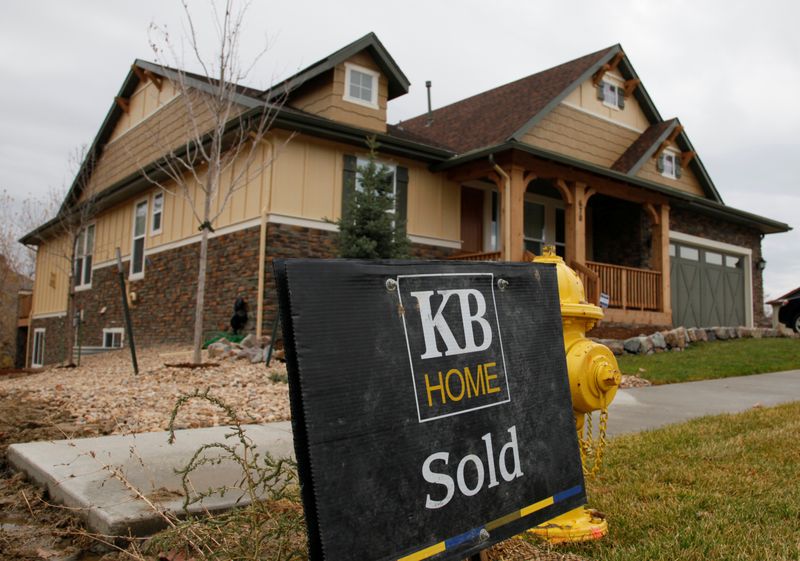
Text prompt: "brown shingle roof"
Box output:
[[612, 119, 677, 173], [394, 47, 616, 154]]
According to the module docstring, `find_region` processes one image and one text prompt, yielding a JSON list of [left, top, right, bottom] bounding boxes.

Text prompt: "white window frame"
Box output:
[[102, 327, 125, 349], [343, 63, 380, 109], [74, 223, 95, 291], [32, 328, 45, 368], [523, 193, 566, 257], [150, 192, 164, 235], [601, 81, 622, 111], [661, 150, 679, 179], [130, 198, 148, 280]]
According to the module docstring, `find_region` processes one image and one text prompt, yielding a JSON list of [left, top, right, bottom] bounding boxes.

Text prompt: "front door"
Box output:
[[460, 186, 484, 253]]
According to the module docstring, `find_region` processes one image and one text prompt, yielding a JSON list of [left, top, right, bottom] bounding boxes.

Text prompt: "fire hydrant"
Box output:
[[529, 246, 621, 543]]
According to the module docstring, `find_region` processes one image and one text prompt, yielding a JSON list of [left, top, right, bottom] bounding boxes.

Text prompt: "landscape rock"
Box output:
[[623, 336, 652, 354], [649, 332, 667, 350], [737, 327, 753, 338], [705, 328, 717, 341], [598, 339, 624, 356], [663, 328, 687, 349], [241, 334, 257, 348], [713, 327, 729, 340], [207, 339, 231, 358], [727, 327, 738, 339]]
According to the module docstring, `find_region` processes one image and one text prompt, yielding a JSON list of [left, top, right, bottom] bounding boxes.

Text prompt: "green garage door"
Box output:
[[670, 242, 746, 327]]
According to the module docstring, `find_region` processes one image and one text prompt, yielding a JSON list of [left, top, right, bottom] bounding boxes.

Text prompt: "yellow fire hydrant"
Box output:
[[529, 246, 621, 543]]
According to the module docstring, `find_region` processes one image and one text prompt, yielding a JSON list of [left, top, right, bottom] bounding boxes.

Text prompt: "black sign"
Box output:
[[275, 260, 585, 561]]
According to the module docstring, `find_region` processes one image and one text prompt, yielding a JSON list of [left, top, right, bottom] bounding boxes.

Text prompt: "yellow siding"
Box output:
[[31, 236, 70, 315], [523, 104, 641, 167], [108, 78, 179, 142], [562, 70, 650, 131], [289, 51, 388, 132], [635, 141, 706, 197]]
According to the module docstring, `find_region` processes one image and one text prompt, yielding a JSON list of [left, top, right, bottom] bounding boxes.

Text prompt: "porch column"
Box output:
[[508, 166, 527, 261], [562, 181, 589, 266], [650, 203, 672, 316]]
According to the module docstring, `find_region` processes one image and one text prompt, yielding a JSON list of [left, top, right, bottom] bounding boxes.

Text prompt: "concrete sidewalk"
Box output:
[[606, 369, 800, 437], [8, 370, 800, 537]]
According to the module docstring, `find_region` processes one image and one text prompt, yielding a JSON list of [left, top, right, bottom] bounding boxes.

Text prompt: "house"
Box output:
[[21, 33, 790, 366]]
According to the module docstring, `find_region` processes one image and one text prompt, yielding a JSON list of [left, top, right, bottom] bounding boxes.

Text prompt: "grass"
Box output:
[[551, 401, 800, 561], [617, 338, 800, 384]]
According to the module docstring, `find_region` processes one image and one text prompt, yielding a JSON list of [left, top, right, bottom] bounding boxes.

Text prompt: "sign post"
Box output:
[[275, 259, 585, 561]]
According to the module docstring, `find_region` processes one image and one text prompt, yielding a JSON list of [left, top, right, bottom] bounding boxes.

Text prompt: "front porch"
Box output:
[[446, 151, 673, 326]]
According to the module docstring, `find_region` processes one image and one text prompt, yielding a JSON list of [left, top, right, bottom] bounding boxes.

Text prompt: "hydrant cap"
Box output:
[[533, 246, 603, 321]]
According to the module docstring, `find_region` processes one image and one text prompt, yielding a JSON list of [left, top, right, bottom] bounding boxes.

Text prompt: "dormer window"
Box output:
[[597, 81, 625, 110], [657, 151, 682, 179], [344, 63, 379, 108]]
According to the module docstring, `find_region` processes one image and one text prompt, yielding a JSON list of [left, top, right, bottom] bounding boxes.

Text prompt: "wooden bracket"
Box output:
[[583, 187, 596, 205], [523, 171, 537, 186], [680, 150, 696, 167], [143, 70, 163, 90], [115, 96, 130, 113], [487, 172, 502, 187], [592, 52, 624, 86], [643, 202, 660, 225], [653, 124, 685, 159], [623, 78, 641, 97], [554, 178, 574, 205], [132, 65, 147, 82]]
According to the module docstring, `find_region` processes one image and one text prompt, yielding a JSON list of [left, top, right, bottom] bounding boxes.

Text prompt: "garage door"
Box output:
[[670, 242, 746, 327]]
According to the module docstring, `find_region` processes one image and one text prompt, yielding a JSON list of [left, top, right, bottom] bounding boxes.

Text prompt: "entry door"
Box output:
[[460, 187, 484, 253]]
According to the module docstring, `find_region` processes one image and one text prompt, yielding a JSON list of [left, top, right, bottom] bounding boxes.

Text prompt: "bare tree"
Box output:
[[144, 0, 288, 363]]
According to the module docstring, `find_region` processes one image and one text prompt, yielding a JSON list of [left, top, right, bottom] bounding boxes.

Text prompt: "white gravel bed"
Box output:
[[0, 345, 290, 435]]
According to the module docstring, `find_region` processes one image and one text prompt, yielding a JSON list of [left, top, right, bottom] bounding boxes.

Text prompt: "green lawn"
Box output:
[[616, 338, 800, 384], [549, 402, 800, 561]]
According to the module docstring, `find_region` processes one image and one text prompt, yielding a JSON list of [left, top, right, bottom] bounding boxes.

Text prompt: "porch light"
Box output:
[[756, 257, 767, 271]]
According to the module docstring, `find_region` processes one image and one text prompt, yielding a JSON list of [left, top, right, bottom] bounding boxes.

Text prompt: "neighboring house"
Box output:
[[0, 254, 33, 368], [21, 33, 790, 366]]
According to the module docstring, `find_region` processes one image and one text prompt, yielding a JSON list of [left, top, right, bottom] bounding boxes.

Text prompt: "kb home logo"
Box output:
[[398, 273, 511, 423]]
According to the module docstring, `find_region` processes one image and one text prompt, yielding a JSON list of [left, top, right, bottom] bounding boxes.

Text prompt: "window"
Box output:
[[150, 192, 163, 235], [74, 224, 95, 289], [705, 251, 723, 266], [131, 200, 147, 278], [669, 243, 676, 257], [725, 255, 740, 268], [679, 246, 699, 261], [659, 151, 681, 179], [523, 195, 566, 257], [32, 328, 45, 367], [344, 63, 379, 108], [598, 81, 625, 110], [103, 328, 124, 348]]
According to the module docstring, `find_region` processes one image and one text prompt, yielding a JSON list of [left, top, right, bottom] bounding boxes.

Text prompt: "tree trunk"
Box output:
[[65, 282, 76, 365], [192, 189, 214, 364]]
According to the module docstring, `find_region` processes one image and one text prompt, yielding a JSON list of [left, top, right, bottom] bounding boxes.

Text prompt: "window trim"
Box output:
[[150, 192, 164, 236], [102, 327, 125, 349], [661, 150, 679, 179], [343, 63, 380, 109], [32, 328, 45, 368], [74, 223, 96, 291], [130, 198, 148, 280]]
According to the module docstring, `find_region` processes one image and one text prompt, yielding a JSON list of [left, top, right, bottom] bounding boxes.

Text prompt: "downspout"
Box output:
[[489, 155, 511, 261], [255, 137, 274, 339]]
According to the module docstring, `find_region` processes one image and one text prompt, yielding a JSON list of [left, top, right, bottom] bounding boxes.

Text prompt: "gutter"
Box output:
[[489, 155, 512, 261]]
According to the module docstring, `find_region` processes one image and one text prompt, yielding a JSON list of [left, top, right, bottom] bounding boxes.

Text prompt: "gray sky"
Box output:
[[1, 0, 797, 301]]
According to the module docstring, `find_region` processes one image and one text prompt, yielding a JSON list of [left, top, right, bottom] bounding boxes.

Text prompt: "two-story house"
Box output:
[[21, 33, 789, 366]]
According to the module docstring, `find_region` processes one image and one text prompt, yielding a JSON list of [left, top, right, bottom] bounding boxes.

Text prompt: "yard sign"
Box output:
[[275, 259, 585, 561]]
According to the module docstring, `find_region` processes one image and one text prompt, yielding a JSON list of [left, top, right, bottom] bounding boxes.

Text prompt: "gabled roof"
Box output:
[[397, 46, 619, 154], [267, 32, 410, 101]]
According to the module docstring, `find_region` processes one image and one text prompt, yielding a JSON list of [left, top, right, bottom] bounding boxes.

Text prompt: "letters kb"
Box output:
[[398, 273, 510, 422]]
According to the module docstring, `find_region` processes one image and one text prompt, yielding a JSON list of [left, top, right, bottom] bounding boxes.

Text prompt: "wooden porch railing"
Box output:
[[571, 261, 600, 306], [446, 250, 502, 261], [586, 261, 662, 311]]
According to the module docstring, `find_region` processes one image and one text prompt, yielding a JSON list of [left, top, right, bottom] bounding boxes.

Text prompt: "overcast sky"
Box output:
[[1, 0, 797, 301]]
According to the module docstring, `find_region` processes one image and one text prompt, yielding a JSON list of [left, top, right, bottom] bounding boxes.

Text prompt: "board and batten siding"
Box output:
[[634, 141, 706, 197], [107, 78, 179, 143], [561, 69, 650, 131], [30, 236, 71, 316], [31, 133, 460, 316]]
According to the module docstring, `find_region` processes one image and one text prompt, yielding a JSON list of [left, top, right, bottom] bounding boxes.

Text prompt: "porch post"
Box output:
[[509, 166, 527, 261], [564, 181, 588, 266], [651, 203, 671, 317]]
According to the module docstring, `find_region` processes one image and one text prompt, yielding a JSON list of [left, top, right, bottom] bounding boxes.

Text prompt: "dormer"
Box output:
[[273, 33, 410, 133]]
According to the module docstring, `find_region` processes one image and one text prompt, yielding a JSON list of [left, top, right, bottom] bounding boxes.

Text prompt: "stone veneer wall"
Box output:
[[33, 222, 456, 364], [669, 206, 766, 326], [28, 315, 68, 367]]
